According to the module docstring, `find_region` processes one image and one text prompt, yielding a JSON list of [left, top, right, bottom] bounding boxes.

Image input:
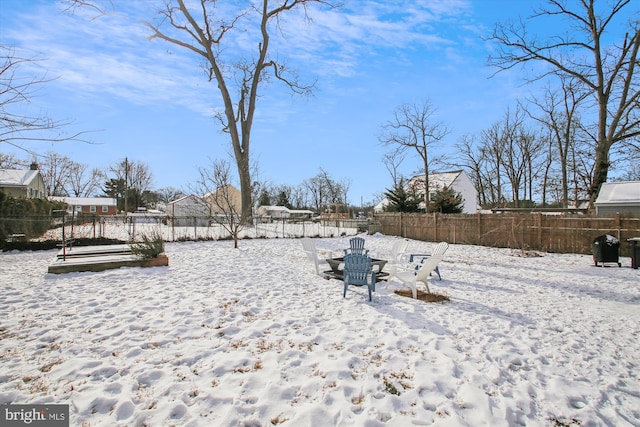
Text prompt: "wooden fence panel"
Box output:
[[373, 213, 640, 257]]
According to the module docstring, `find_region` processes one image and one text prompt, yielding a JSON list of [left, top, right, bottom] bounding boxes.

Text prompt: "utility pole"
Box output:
[[124, 157, 129, 214]]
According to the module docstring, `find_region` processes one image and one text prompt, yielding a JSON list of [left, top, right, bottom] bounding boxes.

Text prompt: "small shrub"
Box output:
[[129, 233, 164, 259]]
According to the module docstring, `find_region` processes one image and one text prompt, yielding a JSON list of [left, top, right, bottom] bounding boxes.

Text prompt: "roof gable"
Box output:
[[262, 206, 289, 212], [49, 196, 117, 206], [204, 185, 241, 198], [0, 169, 41, 187], [595, 181, 640, 204], [169, 195, 207, 206], [408, 170, 463, 189]]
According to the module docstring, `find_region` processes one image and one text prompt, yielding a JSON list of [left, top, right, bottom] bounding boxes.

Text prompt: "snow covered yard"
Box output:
[[0, 235, 638, 426]]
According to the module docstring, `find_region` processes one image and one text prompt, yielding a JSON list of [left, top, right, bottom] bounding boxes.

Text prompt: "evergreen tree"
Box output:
[[277, 191, 292, 209], [383, 179, 421, 213], [258, 189, 271, 207], [103, 178, 146, 212], [429, 186, 464, 213], [103, 178, 125, 211]]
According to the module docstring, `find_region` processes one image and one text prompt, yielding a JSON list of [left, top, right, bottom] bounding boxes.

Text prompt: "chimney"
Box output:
[[30, 162, 39, 170]]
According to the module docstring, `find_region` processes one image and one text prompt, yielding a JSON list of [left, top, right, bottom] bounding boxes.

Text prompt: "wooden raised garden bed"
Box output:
[[48, 245, 168, 274]]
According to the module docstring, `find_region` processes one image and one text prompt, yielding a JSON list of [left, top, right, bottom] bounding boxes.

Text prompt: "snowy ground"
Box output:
[[1, 234, 639, 426]]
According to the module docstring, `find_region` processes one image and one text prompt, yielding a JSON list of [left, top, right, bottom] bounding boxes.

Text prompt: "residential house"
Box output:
[[168, 195, 210, 226], [594, 181, 640, 214], [256, 205, 290, 220], [49, 196, 118, 215], [128, 208, 167, 224], [0, 164, 47, 199], [255, 206, 314, 221], [204, 185, 242, 217], [375, 170, 479, 214], [289, 209, 315, 220]]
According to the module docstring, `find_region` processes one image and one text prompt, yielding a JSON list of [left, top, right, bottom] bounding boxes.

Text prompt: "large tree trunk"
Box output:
[[144, 0, 327, 227], [236, 152, 253, 223], [589, 142, 612, 205]]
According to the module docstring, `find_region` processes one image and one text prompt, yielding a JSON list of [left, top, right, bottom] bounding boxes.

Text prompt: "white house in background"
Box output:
[[49, 196, 118, 215], [128, 208, 167, 224], [168, 195, 210, 226], [256, 205, 290, 220], [374, 170, 479, 214], [594, 181, 640, 214], [0, 164, 47, 199], [255, 206, 314, 221]]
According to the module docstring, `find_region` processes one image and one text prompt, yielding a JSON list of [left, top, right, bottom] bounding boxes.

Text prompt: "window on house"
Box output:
[[90, 206, 97, 213], [102, 206, 109, 213], [75, 205, 82, 212]]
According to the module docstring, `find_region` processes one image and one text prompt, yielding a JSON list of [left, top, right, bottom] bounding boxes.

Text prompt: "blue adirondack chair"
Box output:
[[343, 253, 376, 301], [344, 236, 369, 256]]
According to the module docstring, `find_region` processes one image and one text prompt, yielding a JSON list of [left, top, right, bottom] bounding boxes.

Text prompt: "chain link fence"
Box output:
[[1, 214, 364, 249]]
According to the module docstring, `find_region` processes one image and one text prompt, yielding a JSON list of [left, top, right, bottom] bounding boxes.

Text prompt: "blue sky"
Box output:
[[2, 0, 552, 205]]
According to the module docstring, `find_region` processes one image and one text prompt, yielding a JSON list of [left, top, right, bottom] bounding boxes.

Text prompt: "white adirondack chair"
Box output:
[[301, 238, 333, 275], [388, 238, 410, 264], [387, 242, 449, 298]]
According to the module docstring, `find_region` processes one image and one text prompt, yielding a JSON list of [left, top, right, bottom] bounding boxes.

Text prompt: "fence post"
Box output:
[[433, 213, 438, 242], [536, 212, 542, 250], [476, 212, 482, 246], [130, 216, 135, 241]]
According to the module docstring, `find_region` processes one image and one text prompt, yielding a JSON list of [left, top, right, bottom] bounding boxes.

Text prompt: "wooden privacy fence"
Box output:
[[373, 212, 640, 257]]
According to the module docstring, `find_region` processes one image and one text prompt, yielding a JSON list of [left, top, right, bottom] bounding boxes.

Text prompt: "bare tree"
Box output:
[[501, 108, 527, 205], [1, 46, 92, 154], [62, 0, 113, 16], [481, 107, 544, 207], [538, 129, 558, 206], [379, 100, 451, 212], [143, 0, 336, 222], [156, 187, 186, 204], [108, 158, 154, 211], [520, 127, 545, 205], [302, 168, 347, 214], [338, 177, 351, 210], [194, 158, 243, 248], [0, 152, 22, 169], [288, 184, 309, 210], [487, 0, 640, 205], [382, 150, 406, 189], [525, 76, 590, 207], [302, 175, 321, 214], [480, 122, 507, 206], [67, 163, 102, 197], [39, 152, 75, 197], [452, 134, 491, 208]]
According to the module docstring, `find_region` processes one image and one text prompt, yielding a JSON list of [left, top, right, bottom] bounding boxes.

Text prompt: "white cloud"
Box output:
[[3, 0, 476, 119]]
